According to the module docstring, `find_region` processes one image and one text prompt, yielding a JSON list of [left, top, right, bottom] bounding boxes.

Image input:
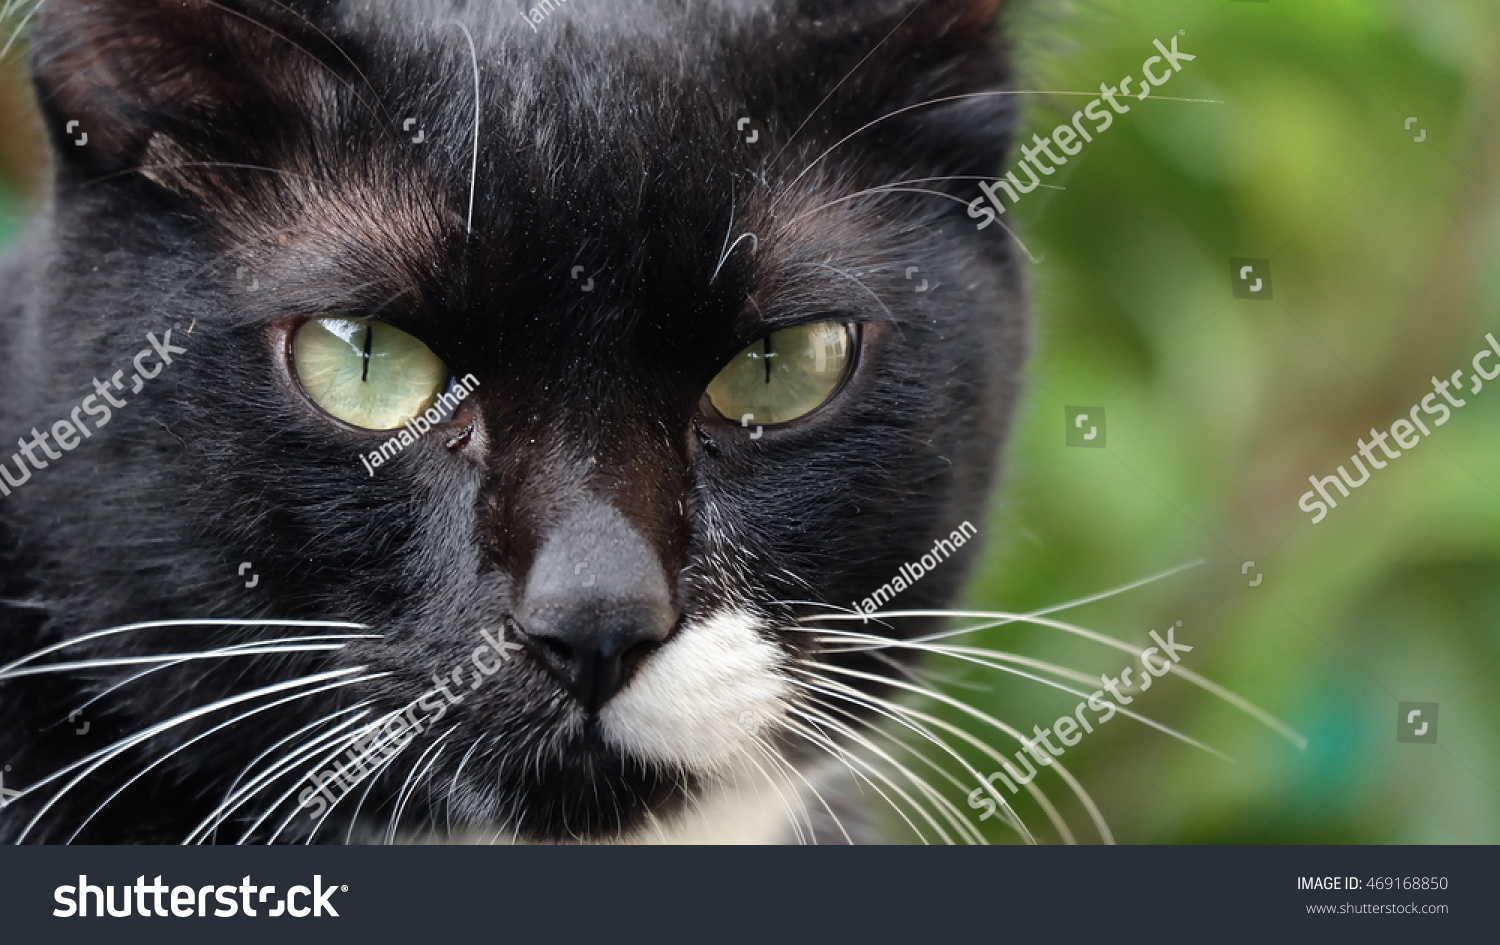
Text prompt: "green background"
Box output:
[[1, 0, 1496, 843]]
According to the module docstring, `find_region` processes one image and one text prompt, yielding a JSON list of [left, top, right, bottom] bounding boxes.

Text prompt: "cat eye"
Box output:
[[705, 321, 855, 428], [291, 317, 451, 430]]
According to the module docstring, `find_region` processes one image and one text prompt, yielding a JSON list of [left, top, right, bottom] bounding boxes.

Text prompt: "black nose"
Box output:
[[514, 501, 677, 714]]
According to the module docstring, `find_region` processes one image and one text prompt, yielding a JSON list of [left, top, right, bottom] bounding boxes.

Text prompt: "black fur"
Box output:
[[0, 0, 1025, 843]]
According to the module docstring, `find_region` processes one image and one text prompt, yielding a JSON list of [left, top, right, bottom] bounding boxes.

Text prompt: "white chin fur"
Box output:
[[597, 608, 789, 773]]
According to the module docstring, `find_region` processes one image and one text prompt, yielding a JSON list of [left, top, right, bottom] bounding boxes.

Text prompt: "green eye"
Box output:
[[291, 317, 450, 430], [705, 322, 855, 427]]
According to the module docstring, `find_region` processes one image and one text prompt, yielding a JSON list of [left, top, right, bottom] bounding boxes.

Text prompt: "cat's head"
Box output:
[[0, 0, 1026, 842]]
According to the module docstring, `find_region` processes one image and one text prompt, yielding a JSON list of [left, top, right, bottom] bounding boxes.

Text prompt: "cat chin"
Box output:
[[406, 765, 802, 846], [596, 609, 791, 775]]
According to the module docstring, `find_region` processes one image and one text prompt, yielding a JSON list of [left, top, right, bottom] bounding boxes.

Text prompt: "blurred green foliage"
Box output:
[[944, 0, 1500, 843], [0, 0, 1495, 844]]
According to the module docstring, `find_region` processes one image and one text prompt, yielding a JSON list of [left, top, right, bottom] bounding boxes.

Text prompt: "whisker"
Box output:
[[805, 262, 894, 323], [235, 713, 408, 846], [69, 633, 378, 718], [82, 161, 319, 189], [213, 702, 376, 844], [196, 0, 385, 122], [384, 730, 454, 845], [277, 699, 435, 846], [803, 663, 1123, 843], [787, 695, 985, 845], [785, 705, 976, 845], [768, 0, 927, 169], [0, 618, 369, 678], [800, 668, 1111, 844], [270, 700, 431, 845], [711, 231, 759, 284], [790, 184, 972, 223], [802, 627, 1229, 760], [66, 701, 372, 845], [798, 696, 993, 845], [201, 712, 374, 845], [445, 19, 481, 236], [4, 642, 365, 682], [0, 0, 41, 61], [752, 733, 854, 846], [791, 672, 1027, 844], [255, 0, 394, 123], [779, 712, 933, 845], [814, 610, 1307, 750], [182, 698, 397, 845], [12, 668, 376, 843], [443, 735, 490, 839], [342, 747, 404, 845], [812, 625, 1102, 687], [729, 741, 809, 845], [772, 92, 1220, 211], [909, 559, 1207, 645]]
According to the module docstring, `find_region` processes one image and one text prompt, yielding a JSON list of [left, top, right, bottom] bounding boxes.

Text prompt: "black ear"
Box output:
[[29, 0, 345, 180], [789, 0, 1008, 78], [776, 0, 1013, 171]]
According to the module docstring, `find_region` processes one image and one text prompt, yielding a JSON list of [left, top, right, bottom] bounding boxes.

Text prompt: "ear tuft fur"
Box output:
[[29, 0, 339, 177]]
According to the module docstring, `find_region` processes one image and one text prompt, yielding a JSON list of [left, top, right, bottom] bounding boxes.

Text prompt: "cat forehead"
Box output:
[[48, 0, 1003, 336]]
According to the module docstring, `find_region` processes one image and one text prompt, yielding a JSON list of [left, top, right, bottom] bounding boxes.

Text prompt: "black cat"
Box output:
[[0, 0, 1026, 843]]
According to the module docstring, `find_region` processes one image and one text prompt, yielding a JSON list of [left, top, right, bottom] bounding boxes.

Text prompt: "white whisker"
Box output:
[[235, 713, 405, 846], [711, 231, 758, 284], [728, 740, 809, 845], [182, 700, 394, 844], [798, 696, 994, 844], [786, 705, 978, 845], [4, 642, 364, 681], [0, 618, 369, 678], [214, 703, 376, 844], [65, 701, 371, 845], [443, 735, 490, 839], [802, 626, 1230, 760], [772, 92, 1220, 211], [446, 19, 480, 236], [780, 712, 933, 845], [70, 634, 377, 718], [800, 668, 1111, 844], [384, 730, 454, 845], [787, 697, 984, 845], [753, 733, 854, 846], [815, 610, 1307, 750], [791, 672, 1025, 844], [0, 0, 42, 61], [12, 668, 376, 843]]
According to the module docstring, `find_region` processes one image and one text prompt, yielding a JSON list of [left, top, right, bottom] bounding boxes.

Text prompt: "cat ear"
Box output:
[[794, 0, 1005, 40], [780, 0, 1012, 167], [29, 0, 338, 178]]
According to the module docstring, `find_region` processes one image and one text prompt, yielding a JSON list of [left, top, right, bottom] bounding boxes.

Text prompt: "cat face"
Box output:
[[0, 0, 1025, 842]]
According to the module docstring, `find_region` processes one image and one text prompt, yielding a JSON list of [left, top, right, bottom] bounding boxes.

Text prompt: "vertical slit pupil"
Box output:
[[762, 334, 773, 384], [360, 322, 374, 382]]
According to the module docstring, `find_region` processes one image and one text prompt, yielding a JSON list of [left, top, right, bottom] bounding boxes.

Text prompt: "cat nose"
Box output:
[[515, 602, 674, 714], [513, 501, 678, 714]]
